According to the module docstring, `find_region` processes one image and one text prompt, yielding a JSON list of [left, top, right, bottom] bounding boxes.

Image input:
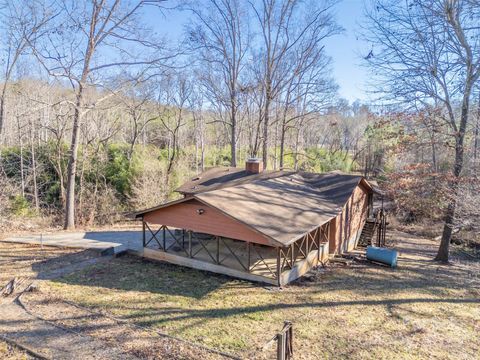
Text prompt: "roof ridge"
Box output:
[[176, 167, 292, 195]]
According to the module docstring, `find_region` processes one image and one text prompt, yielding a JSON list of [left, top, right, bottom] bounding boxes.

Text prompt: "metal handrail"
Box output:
[[372, 208, 387, 247]]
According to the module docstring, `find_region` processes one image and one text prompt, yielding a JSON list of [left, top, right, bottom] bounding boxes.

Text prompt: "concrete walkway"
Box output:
[[3, 230, 144, 254]]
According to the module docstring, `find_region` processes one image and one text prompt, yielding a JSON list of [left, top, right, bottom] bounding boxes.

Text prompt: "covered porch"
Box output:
[[140, 221, 331, 286]]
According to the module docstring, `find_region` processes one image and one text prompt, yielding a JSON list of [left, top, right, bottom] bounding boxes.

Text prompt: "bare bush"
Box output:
[[128, 160, 168, 210]]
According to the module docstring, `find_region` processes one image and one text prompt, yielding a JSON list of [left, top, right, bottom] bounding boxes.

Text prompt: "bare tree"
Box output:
[[155, 72, 191, 192], [186, 0, 249, 167], [250, 0, 340, 168], [239, 63, 264, 158], [0, 0, 53, 141], [119, 84, 157, 161], [29, 0, 171, 229], [188, 85, 206, 172], [277, 52, 337, 168], [364, 0, 480, 262]]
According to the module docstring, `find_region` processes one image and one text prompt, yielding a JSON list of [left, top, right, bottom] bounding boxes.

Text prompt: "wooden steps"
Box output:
[[358, 220, 376, 247]]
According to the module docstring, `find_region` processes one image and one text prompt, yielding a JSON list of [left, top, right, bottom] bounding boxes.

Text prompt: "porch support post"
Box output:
[[277, 247, 282, 287], [317, 227, 321, 262], [216, 236, 220, 264], [142, 218, 146, 248], [188, 230, 192, 258], [182, 229, 185, 249], [247, 241, 251, 272], [305, 235, 309, 258], [163, 225, 166, 252], [291, 243, 295, 267]]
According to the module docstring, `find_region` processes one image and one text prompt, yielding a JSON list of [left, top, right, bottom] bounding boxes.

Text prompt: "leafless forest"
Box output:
[[0, 0, 479, 262]]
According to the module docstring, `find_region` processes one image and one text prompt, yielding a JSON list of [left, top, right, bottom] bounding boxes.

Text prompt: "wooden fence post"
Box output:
[[277, 331, 286, 360], [276, 321, 293, 360]]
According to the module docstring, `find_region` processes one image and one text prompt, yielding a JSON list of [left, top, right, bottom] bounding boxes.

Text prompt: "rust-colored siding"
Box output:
[[143, 199, 272, 246], [328, 184, 369, 254], [328, 216, 337, 253]]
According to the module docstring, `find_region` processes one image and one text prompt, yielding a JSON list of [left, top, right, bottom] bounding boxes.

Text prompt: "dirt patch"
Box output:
[[0, 299, 136, 359]]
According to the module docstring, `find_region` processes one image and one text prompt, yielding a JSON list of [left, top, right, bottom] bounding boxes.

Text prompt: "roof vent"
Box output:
[[246, 157, 264, 174]]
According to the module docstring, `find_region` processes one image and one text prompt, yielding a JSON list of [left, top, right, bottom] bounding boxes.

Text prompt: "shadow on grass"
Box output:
[[49, 252, 480, 316], [118, 296, 480, 328], [31, 249, 106, 280], [51, 255, 242, 299]]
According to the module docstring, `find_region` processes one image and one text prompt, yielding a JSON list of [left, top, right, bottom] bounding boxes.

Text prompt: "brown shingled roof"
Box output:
[[136, 170, 373, 246], [195, 172, 368, 245]]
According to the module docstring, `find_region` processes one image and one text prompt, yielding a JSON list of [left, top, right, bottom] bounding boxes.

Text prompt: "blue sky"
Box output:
[[145, 0, 370, 104], [324, 0, 370, 103]]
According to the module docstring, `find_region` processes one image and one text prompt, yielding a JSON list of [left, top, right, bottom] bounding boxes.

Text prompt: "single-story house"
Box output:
[[135, 159, 375, 286]]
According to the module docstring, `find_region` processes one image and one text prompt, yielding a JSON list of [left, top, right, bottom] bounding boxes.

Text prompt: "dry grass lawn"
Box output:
[[0, 242, 97, 284], [35, 231, 480, 360], [0, 340, 33, 360], [0, 242, 226, 360]]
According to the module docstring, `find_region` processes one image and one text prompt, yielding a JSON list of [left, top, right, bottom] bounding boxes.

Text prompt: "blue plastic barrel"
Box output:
[[366, 246, 398, 268]]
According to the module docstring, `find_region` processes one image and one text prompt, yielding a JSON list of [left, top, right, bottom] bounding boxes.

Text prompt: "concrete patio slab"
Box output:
[[2, 230, 143, 254]]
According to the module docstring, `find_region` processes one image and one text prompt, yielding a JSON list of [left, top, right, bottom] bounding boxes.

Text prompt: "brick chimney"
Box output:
[[246, 157, 264, 174]]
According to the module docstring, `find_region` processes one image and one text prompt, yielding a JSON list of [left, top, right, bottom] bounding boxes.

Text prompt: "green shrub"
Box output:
[[10, 195, 35, 217], [104, 144, 139, 199]]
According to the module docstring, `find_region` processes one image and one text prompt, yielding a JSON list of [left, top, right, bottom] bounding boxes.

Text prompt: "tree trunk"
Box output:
[[200, 124, 205, 172], [64, 87, 83, 230], [0, 74, 12, 143], [279, 118, 286, 169], [195, 128, 199, 173], [0, 95, 6, 140], [431, 133, 437, 172], [165, 113, 182, 195], [273, 116, 278, 170], [78, 140, 87, 221], [435, 83, 472, 262], [167, 136, 171, 162], [63, 8, 96, 229], [29, 118, 39, 212], [231, 101, 237, 167], [263, 89, 270, 168], [294, 128, 300, 170], [474, 91, 480, 172], [251, 111, 262, 158], [55, 141, 66, 209], [17, 116, 25, 197]]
